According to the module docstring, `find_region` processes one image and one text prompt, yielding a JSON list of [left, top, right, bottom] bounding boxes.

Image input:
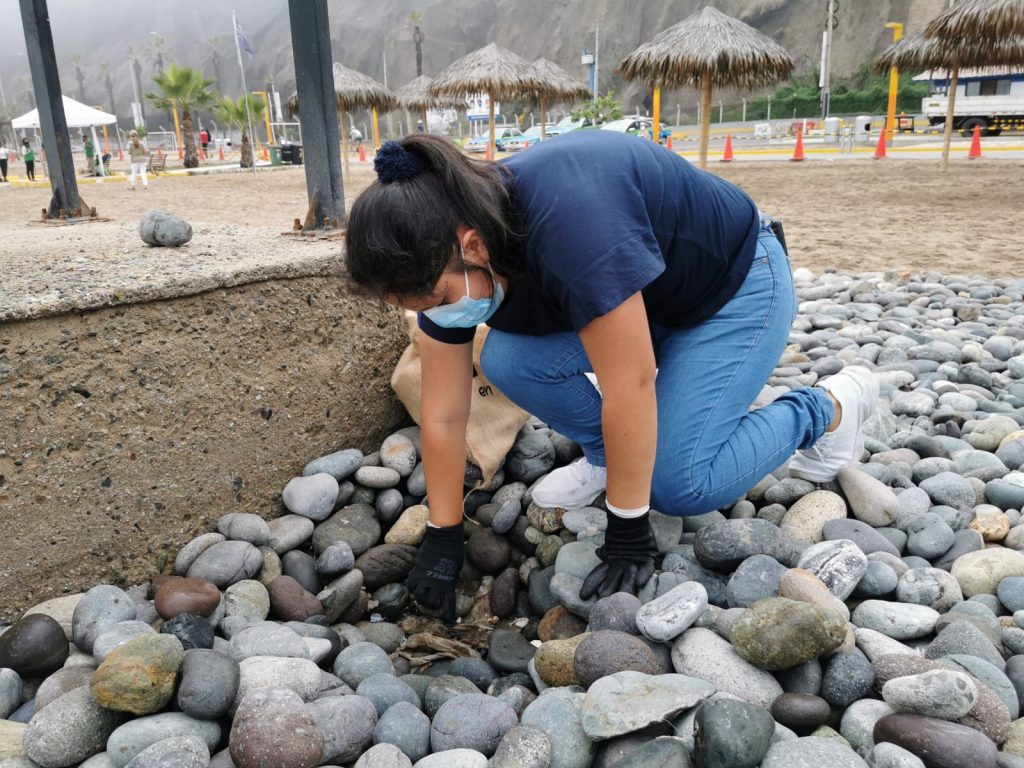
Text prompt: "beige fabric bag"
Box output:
[[391, 313, 530, 485]]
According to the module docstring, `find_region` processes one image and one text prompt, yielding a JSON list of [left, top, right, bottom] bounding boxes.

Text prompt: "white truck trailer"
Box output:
[[915, 68, 1024, 136]]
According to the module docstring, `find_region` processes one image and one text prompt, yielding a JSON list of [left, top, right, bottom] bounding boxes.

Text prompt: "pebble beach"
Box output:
[[2, 265, 1024, 768]]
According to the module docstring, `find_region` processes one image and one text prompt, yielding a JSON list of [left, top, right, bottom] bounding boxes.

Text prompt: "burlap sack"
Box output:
[[391, 313, 530, 485]]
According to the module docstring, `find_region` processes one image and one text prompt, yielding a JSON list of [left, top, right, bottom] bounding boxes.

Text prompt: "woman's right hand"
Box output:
[[404, 521, 465, 624]]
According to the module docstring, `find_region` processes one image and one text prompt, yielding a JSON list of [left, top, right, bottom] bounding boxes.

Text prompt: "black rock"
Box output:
[[490, 567, 520, 618], [770, 692, 832, 733], [528, 567, 558, 615], [488, 629, 536, 674], [355, 544, 418, 592], [821, 648, 875, 707], [466, 528, 512, 574], [282, 550, 321, 595], [0, 614, 69, 678], [160, 613, 214, 650], [372, 583, 413, 622], [694, 698, 775, 768], [873, 713, 998, 768], [449, 657, 499, 692]]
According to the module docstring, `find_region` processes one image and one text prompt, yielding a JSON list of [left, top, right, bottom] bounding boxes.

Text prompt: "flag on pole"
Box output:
[[235, 18, 255, 65]]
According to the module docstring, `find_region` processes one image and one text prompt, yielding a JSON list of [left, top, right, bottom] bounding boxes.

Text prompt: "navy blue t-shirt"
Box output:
[[419, 129, 759, 344]]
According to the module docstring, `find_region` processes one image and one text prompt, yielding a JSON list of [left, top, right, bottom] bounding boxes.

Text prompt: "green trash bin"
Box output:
[[269, 145, 283, 166]]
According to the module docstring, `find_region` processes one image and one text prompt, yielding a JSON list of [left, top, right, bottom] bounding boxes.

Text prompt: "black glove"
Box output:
[[405, 521, 465, 625], [580, 511, 658, 600]]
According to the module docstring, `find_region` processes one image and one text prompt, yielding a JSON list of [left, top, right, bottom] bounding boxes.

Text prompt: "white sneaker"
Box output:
[[531, 457, 608, 509], [789, 365, 880, 483]]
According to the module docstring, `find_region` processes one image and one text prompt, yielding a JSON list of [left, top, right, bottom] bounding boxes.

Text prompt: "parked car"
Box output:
[[549, 116, 594, 135], [601, 116, 672, 143], [465, 125, 523, 152], [501, 124, 558, 151]]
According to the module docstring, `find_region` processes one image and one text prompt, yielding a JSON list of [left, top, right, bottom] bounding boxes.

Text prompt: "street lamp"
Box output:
[[883, 22, 904, 147]]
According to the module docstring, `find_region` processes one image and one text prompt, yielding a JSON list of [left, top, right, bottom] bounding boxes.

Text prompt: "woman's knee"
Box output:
[[479, 329, 515, 389], [651, 465, 720, 517]]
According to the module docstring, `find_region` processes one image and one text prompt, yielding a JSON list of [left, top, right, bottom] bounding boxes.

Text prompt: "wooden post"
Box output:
[[422, 106, 429, 133], [371, 107, 380, 149], [540, 96, 547, 140], [699, 76, 712, 170], [941, 66, 959, 171], [340, 103, 350, 180], [488, 94, 496, 159], [652, 86, 661, 142]]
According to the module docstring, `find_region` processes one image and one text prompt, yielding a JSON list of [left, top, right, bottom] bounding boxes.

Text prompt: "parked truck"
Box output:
[[915, 67, 1024, 136]]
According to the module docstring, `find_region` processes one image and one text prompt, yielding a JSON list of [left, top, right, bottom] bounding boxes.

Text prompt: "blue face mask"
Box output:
[[423, 252, 505, 329]]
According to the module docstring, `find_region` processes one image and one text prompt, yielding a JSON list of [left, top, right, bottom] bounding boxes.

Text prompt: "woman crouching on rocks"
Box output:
[[345, 131, 878, 623]]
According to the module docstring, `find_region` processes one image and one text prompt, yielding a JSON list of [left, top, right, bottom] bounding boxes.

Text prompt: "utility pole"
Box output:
[[593, 23, 599, 101], [820, 0, 837, 120]]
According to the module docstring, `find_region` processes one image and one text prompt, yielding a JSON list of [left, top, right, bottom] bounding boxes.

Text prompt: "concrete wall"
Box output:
[[0, 276, 408, 621]]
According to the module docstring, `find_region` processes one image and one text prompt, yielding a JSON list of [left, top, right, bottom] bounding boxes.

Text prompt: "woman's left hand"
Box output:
[[579, 511, 658, 600]]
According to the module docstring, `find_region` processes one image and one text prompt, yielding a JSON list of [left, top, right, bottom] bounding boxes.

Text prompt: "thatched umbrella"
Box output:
[[429, 42, 546, 158], [531, 58, 590, 140], [619, 6, 793, 169], [925, 0, 1024, 41], [287, 62, 395, 179], [394, 75, 465, 135], [875, 29, 1024, 168]]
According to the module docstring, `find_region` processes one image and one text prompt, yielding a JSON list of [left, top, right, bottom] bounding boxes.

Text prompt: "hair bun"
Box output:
[[374, 141, 426, 184]]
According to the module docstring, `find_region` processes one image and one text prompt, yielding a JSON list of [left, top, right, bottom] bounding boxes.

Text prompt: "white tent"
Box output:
[[12, 95, 117, 129], [12, 96, 117, 177]]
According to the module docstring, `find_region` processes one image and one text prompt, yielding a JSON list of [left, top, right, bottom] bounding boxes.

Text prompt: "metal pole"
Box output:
[[742, 97, 747, 123], [884, 22, 903, 146], [676, 103, 680, 126], [287, 0, 344, 227], [767, 94, 772, 121], [233, 10, 257, 176], [19, 0, 83, 217], [823, 0, 835, 119], [593, 23, 599, 102]]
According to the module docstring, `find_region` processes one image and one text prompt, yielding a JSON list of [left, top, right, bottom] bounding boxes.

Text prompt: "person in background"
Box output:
[[21, 138, 35, 181], [82, 134, 95, 175], [127, 130, 149, 190], [0, 137, 11, 182], [200, 128, 210, 156], [349, 126, 363, 148]]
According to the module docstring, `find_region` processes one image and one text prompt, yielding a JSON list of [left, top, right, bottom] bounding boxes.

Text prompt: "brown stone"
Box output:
[[154, 577, 222, 620], [969, 512, 1011, 543], [534, 635, 588, 687], [89, 634, 184, 715], [778, 568, 851, 620], [537, 606, 588, 641], [873, 713, 997, 768], [268, 575, 324, 622]]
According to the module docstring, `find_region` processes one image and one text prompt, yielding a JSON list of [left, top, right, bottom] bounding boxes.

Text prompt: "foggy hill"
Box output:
[[0, 0, 949, 127]]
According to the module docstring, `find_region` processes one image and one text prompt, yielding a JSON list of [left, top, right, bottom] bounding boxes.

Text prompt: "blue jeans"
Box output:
[[480, 219, 835, 517]]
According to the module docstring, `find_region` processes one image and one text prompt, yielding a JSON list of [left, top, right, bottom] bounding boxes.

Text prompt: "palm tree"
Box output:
[[146, 64, 216, 168], [207, 37, 224, 93], [214, 95, 265, 168], [410, 11, 425, 76], [72, 55, 87, 103]]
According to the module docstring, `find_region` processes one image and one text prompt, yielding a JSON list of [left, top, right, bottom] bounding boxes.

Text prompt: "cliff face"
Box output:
[[1, 0, 947, 124]]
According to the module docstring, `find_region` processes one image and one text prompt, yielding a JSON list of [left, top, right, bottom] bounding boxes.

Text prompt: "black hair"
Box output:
[[345, 134, 522, 299]]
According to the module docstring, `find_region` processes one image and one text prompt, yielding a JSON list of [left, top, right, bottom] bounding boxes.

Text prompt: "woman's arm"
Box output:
[[578, 291, 658, 509], [418, 329, 474, 526]]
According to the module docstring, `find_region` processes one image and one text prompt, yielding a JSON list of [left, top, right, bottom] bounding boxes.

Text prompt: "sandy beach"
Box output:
[[1, 156, 1023, 304]]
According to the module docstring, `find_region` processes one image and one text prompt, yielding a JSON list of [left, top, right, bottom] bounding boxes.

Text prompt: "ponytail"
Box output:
[[346, 134, 522, 299]]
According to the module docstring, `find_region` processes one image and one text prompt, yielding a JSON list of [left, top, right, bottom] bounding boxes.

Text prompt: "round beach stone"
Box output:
[[123, 734, 209, 768], [224, 579, 270, 621], [334, 641, 394, 688], [380, 433, 417, 478], [872, 713, 997, 768], [0, 614, 69, 678], [781, 490, 848, 543], [952, 548, 1024, 597], [838, 467, 900, 527], [23, 685, 124, 768], [229, 622, 309, 661], [158, 614, 212, 652], [865, 742, 926, 768], [218, 513, 272, 546], [488, 725, 551, 768], [506, 432, 557, 483], [731, 598, 847, 671], [355, 466, 402, 489], [318, 541, 356, 578], [374, 701, 431, 763], [304, 447, 363, 480], [72, 584, 139, 653], [34, 666, 94, 710], [414, 749, 489, 768], [384, 505, 430, 546], [106, 712, 220, 768], [466, 528, 512, 574], [855, 560, 899, 597], [230, 688, 323, 768], [308, 694, 378, 764], [694, 697, 775, 767], [313, 504, 382, 556], [356, 544, 418, 591], [919, 472, 976, 510], [430, 693, 518, 756], [840, 698, 896, 756], [282, 473, 340, 521], [907, 515, 956, 560], [186, 541, 262, 588], [154, 577, 221, 620], [90, 634, 185, 715], [693, 519, 799, 572], [896, 568, 963, 612], [587, 593, 641, 634], [268, 575, 324, 621], [173, 533, 226, 575], [357, 672, 420, 716], [852, 600, 939, 640], [823, 519, 901, 557], [671, 627, 783, 708], [177, 648, 239, 719], [636, 580, 708, 642], [355, 742, 413, 768], [573, 630, 660, 688], [727, 554, 787, 608], [520, 688, 595, 768], [778, 567, 851, 620], [761, 736, 868, 767], [797, 539, 868, 601], [534, 635, 586, 687], [233, 656, 322, 713], [772, 692, 833, 732], [266, 514, 316, 554], [924, 620, 1004, 669], [881, 669, 978, 720], [822, 648, 877, 707]]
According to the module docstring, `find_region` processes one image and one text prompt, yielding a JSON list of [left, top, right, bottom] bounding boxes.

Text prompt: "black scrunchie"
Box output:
[[374, 140, 426, 184]]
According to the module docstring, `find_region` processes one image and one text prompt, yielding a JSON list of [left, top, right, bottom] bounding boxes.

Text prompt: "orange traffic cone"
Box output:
[[218, 144, 225, 161], [666, 136, 673, 151], [791, 127, 805, 162], [721, 133, 734, 162], [262, 146, 269, 161], [873, 129, 887, 159], [157, 147, 164, 161], [198, 147, 205, 161], [358, 144, 367, 162], [968, 124, 983, 159], [117, 148, 124, 161], [177, 147, 183, 160]]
